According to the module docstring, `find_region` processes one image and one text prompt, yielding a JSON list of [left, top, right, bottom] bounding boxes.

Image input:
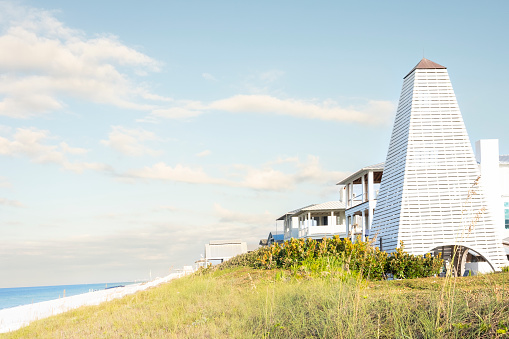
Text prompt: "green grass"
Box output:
[[3, 268, 509, 338]]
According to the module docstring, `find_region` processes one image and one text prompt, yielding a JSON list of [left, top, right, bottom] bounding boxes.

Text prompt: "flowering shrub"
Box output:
[[251, 236, 442, 280]]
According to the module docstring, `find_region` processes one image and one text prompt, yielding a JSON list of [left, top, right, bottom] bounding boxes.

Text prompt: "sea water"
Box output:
[[0, 282, 138, 310]]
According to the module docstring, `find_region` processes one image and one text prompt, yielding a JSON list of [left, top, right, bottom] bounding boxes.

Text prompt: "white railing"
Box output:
[[299, 223, 347, 238]]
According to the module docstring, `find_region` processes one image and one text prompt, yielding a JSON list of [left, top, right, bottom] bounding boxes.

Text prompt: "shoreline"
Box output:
[[0, 272, 187, 334]]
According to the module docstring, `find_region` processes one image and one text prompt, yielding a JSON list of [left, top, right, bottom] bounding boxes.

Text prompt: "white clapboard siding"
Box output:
[[370, 59, 508, 270]]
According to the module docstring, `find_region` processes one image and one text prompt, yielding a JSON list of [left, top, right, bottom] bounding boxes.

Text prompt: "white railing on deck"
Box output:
[[298, 223, 347, 238]]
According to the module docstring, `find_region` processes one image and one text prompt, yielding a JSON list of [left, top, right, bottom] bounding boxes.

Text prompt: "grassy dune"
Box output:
[[2, 267, 509, 338]]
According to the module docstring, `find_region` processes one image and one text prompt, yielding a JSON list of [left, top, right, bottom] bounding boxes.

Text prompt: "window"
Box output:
[[505, 202, 509, 230], [322, 216, 328, 226]]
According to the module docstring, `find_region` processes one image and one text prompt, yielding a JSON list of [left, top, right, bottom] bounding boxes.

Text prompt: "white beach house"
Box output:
[[278, 201, 346, 241]]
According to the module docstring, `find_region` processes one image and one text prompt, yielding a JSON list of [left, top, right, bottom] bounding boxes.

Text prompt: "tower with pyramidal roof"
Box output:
[[370, 58, 508, 272]]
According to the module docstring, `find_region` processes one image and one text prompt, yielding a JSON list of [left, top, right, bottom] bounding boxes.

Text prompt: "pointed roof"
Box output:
[[404, 58, 446, 79]]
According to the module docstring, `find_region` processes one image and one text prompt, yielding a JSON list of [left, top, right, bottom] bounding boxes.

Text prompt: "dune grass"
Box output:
[[2, 266, 509, 338]]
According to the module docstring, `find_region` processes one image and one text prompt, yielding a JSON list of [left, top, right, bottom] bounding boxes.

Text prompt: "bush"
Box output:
[[219, 236, 443, 281]]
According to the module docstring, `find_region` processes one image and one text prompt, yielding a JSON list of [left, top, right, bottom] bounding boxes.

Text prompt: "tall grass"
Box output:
[[4, 265, 509, 338]]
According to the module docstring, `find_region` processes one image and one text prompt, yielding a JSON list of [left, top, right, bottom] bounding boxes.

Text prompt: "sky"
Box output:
[[0, 0, 508, 288]]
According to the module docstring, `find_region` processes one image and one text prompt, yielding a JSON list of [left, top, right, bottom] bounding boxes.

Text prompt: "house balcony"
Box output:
[[298, 220, 347, 238]]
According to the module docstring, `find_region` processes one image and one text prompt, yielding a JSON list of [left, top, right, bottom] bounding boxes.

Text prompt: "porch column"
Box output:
[[361, 210, 365, 239], [361, 174, 366, 202], [299, 217, 303, 238], [346, 215, 350, 239], [368, 206, 374, 232], [331, 211, 334, 226], [350, 216, 355, 242], [368, 170, 374, 201], [349, 182, 353, 207], [346, 183, 350, 208]]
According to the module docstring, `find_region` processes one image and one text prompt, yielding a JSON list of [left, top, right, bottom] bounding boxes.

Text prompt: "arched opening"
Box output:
[[429, 245, 494, 277]]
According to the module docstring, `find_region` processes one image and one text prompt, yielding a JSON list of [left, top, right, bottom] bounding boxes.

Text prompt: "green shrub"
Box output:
[[219, 236, 443, 281]]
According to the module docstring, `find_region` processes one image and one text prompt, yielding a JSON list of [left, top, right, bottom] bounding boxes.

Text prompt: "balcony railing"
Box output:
[[298, 223, 347, 238], [348, 190, 380, 207]]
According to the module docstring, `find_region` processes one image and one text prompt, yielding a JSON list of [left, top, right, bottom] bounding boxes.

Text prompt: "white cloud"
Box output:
[[196, 150, 211, 157], [0, 176, 11, 188], [209, 95, 394, 124], [124, 162, 227, 185], [0, 198, 24, 208], [121, 155, 347, 192], [214, 204, 275, 225], [202, 73, 216, 81], [293, 155, 346, 184], [0, 3, 394, 125], [258, 70, 284, 83], [59, 142, 88, 155], [101, 126, 161, 156], [152, 205, 178, 212], [231, 155, 347, 191], [0, 127, 109, 173], [148, 94, 394, 124], [232, 164, 296, 191], [0, 2, 169, 118], [151, 107, 203, 119]]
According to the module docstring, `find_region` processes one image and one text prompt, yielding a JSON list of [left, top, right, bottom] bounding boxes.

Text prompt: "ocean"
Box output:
[[0, 282, 138, 310]]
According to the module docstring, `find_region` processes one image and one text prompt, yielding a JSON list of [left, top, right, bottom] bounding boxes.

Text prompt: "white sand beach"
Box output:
[[0, 272, 186, 333]]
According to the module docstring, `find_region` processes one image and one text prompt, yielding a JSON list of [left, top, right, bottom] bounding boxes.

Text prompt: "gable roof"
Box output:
[[301, 201, 345, 211], [276, 204, 316, 220], [336, 162, 385, 185]]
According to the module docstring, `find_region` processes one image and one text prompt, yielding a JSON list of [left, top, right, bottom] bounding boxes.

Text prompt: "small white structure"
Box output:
[[475, 140, 509, 240], [370, 58, 509, 274], [204, 239, 248, 265], [337, 163, 384, 241], [278, 201, 346, 241], [496, 154, 509, 238]]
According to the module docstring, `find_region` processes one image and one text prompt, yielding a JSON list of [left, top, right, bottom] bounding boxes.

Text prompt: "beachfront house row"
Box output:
[[276, 140, 508, 249], [278, 202, 346, 241]]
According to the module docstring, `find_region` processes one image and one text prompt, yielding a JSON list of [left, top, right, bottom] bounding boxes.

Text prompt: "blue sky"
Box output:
[[0, 0, 508, 287]]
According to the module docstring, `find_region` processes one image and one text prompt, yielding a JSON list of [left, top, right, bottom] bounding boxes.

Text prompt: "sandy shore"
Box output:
[[0, 272, 186, 333]]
